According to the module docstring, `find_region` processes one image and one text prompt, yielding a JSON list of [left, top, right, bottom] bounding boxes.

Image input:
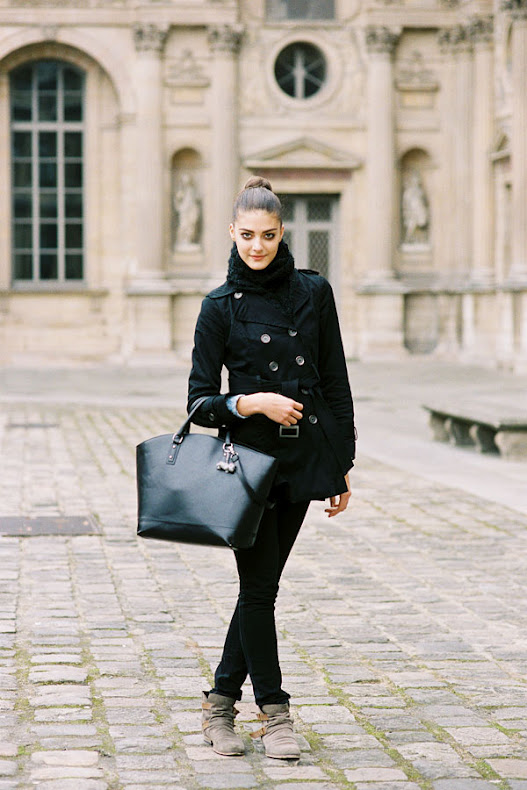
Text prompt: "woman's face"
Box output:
[[229, 210, 284, 271]]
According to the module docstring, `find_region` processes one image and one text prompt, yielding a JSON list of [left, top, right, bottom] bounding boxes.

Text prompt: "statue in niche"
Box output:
[[402, 168, 430, 245], [173, 172, 201, 251]]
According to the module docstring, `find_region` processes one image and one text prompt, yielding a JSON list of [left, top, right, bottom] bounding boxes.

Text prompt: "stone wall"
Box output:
[[0, 0, 525, 372]]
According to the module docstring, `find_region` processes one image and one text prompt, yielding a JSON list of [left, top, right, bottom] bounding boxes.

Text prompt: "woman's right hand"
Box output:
[[237, 393, 303, 426]]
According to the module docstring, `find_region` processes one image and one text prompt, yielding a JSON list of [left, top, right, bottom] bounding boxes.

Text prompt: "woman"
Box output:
[[187, 177, 356, 759]]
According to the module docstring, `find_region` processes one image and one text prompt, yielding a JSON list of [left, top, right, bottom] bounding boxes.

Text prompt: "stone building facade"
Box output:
[[0, 0, 526, 371]]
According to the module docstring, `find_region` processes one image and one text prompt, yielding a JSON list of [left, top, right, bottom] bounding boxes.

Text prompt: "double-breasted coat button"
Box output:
[[309, 414, 318, 424], [261, 333, 271, 344], [234, 292, 243, 299], [295, 355, 305, 366], [300, 387, 309, 395], [288, 328, 298, 337], [269, 361, 279, 372], [208, 412, 215, 422]]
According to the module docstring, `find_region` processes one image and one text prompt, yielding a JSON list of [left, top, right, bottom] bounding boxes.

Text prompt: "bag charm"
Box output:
[[217, 443, 238, 474]]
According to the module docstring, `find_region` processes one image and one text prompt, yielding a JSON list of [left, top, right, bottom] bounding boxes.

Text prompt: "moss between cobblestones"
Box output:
[[288, 618, 519, 790], [71, 412, 106, 475], [84, 412, 131, 478], [286, 638, 432, 790], [494, 722, 521, 737], [91, 690, 116, 757], [421, 720, 511, 790], [14, 644, 33, 722], [188, 637, 216, 687], [474, 757, 506, 782]]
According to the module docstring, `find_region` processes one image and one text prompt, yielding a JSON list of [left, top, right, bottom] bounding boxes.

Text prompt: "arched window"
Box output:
[[10, 60, 85, 283], [274, 42, 326, 99]]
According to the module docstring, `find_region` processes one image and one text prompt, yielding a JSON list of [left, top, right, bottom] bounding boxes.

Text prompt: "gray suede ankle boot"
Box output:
[[201, 691, 245, 756], [251, 702, 300, 759]]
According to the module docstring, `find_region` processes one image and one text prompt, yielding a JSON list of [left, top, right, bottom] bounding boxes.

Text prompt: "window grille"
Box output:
[[267, 0, 335, 20], [10, 60, 85, 284], [274, 42, 326, 99], [280, 194, 338, 281]]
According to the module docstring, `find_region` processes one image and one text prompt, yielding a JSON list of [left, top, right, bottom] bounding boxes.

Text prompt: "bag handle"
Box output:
[[172, 397, 271, 509], [172, 396, 209, 443]]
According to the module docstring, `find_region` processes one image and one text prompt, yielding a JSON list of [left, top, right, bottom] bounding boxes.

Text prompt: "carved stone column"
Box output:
[[504, 0, 527, 282], [364, 26, 401, 283], [133, 23, 169, 276], [208, 25, 243, 273], [469, 15, 495, 286], [437, 27, 458, 284], [452, 25, 473, 282]]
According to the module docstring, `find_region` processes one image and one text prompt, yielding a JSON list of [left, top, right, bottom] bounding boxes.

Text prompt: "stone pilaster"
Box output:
[[503, 0, 527, 282], [208, 25, 243, 273], [133, 23, 169, 277], [438, 26, 473, 283], [437, 28, 458, 281], [469, 15, 495, 286], [364, 26, 401, 284]]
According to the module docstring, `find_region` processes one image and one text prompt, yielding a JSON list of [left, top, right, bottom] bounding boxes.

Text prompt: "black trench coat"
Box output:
[[187, 269, 356, 503]]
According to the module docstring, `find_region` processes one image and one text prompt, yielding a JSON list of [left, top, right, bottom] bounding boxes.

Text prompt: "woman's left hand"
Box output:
[[324, 474, 351, 518]]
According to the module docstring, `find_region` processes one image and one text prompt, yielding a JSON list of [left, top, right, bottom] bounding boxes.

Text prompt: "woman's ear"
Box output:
[[229, 223, 236, 241], [280, 224, 285, 241]]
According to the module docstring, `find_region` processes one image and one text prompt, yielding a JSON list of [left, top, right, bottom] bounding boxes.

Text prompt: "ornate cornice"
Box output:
[[207, 25, 244, 54], [502, 0, 527, 19], [365, 25, 401, 55], [438, 24, 472, 54], [468, 15, 494, 44], [133, 23, 170, 54]]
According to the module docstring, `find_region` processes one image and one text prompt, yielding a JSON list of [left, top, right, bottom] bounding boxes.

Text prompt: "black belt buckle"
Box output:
[[279, 425, 299, 439]]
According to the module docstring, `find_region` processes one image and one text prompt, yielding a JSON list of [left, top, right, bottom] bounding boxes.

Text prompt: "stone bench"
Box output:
[[423, 403, 527, 460]]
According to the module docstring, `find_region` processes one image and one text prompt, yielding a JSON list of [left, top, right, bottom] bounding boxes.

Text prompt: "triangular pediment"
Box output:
[[244, 136, 362, 170]]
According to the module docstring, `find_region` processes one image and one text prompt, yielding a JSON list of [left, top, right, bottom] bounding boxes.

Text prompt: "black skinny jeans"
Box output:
[[211, 493, 310, 707]]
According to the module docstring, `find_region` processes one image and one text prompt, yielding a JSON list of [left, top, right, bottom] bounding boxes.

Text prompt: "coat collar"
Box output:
[[209, 270, 311, 328]]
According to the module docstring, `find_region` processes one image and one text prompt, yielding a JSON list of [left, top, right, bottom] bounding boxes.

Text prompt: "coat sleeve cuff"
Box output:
[[189, 394, 238, 428], [345, 435, 356, 461]]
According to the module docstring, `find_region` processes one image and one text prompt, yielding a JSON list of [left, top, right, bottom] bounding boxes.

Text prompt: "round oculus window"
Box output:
[[274, 42, 327, 99]]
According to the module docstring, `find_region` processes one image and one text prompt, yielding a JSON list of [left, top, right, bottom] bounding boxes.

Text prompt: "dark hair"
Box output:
[[232, 176, 283, 224]]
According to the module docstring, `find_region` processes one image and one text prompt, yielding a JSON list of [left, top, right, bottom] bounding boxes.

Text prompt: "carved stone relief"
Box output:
[[468, 15, 494, 45], [332, 27, 366, 118], [166, 49, 209, 86], [365, 26, 401, 55], [502, 0, 527, 19], [207, 25, 244, 54], [239, 26, 270, 114], [396, 50, 437, 87], [438, 24, 471, 55], [133, 24, 170, 54]]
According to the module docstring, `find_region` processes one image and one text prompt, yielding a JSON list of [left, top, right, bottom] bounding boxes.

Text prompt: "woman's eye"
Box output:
[[241, 233, 252, 239], [265, 234, 275, 239]]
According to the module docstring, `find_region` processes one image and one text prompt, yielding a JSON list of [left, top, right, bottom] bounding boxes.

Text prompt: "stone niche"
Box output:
[[170, 148, 203, 267], [396, 148, 434, 282]]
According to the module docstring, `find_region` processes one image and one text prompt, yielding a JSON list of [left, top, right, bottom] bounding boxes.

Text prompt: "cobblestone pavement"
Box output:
[[1, 398, 527, 790]]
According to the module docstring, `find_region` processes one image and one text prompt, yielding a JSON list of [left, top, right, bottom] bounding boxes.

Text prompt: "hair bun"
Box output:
[[243, 176, 273, 192]]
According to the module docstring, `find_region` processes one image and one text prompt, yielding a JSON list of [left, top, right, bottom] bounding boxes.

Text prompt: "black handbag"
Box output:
[[136, 398, 279, 549]]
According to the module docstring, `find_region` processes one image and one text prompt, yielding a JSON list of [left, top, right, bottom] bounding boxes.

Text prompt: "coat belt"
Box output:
[[228, 373, 320, 399], [228, 371, 352, 472]]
